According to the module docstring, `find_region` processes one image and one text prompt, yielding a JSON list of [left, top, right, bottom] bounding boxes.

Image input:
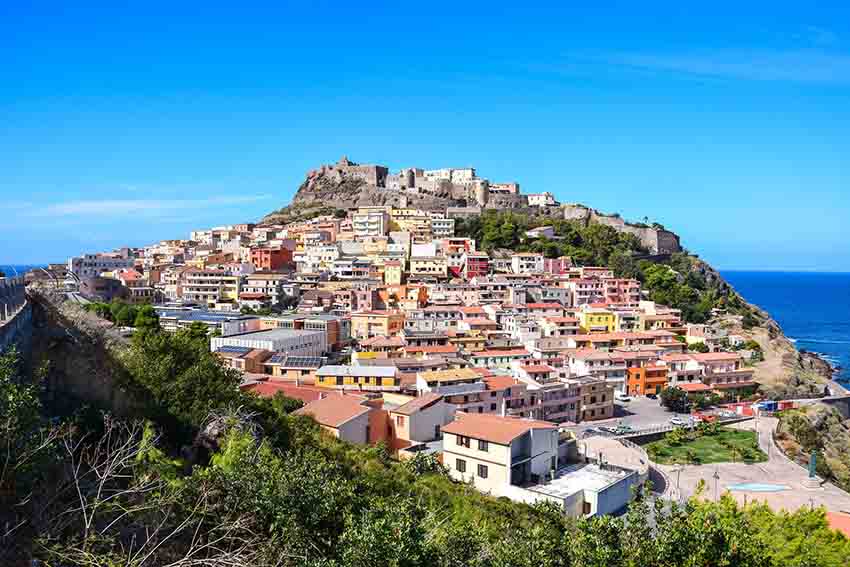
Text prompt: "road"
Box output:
[[655, 416, 850, 513], [572, 397, 691, 437]]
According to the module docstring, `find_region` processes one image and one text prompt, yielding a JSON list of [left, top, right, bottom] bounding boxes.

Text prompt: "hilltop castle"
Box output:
[[309, 156, 541, 209]]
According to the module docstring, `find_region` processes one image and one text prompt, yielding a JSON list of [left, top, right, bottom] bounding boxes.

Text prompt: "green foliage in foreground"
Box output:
[[3, 336, 849, 565], [647, 426, 768, 465]]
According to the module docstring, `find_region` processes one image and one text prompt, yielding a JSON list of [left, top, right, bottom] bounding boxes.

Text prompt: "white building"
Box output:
[[511, 253, 544, 275], [68, 253, 134, 278], [527, 192, 558, 207], [211, 328, 327, 356]]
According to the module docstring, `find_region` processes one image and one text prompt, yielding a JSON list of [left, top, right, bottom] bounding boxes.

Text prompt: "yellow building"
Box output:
[[350, 310, 405, 339], [315, 365, 401, 391], [578, 308, 617, 334]]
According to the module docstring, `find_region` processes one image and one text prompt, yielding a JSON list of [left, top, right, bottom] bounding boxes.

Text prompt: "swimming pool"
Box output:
[[726, 482, 791, 492]]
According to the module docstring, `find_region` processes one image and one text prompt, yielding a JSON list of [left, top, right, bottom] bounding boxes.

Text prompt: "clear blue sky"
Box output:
[[2, 2, 848, 270]]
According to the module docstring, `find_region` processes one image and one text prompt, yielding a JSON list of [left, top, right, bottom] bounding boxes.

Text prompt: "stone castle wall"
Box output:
[[562, 204, 681, 254]]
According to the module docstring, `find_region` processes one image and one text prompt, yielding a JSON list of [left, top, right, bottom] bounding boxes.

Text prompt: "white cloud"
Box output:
[[34, 195, 271, 217], [601, 49, 850, 84]]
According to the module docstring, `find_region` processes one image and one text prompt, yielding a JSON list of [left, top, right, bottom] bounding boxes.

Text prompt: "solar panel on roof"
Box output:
[[216, 345, 252, 354], [285, 356, 323, 368]]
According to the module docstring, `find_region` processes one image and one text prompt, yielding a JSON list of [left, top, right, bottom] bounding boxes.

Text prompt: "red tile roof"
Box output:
[[294, 393, 370, 428], [678, 383, 712, 393], [483, 375, 519, 390], [441, 413, 556, 445]]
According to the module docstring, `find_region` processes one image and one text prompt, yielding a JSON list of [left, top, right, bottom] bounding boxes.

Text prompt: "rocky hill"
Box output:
[[260, 156, 837, 394]]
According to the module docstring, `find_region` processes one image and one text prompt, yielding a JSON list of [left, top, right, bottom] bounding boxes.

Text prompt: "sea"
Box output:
[[0, 264, 44, 277], [722, 271, 850, 384]]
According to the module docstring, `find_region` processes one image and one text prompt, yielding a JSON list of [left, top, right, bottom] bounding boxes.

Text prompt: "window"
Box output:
[[490, 403, 497, 411], [457, 435, 471, 448], [456, 459, 466, 473], [478, 440, 489, 452], [336, 376, 344, 386], [477, 464, 488, 478], [396, 415, 405, 427]]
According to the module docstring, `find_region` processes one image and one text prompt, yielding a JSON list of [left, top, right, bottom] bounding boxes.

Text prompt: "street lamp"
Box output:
[[713, 468, 720, 501]]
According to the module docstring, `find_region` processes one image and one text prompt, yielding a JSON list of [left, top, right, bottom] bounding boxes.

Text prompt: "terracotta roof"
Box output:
[[471, 349, 530, 357], [459, 306, 486, 315], [392, 392, 443, 415], [360, 336, 405, 348], [239, 292, 269, 299], [419, 368, 480, 383], [678, 383, 712, 393], [464, 317, 498, 326], [294, 393, 370, 428], [520, 365, 554, 374], [526, 303, 564, 309], [546, 317, 579, 324], [690, 352, 743, 362], [404, 345, 458, 354], [483, 375, 519, 390], [441, 413, 556, 445]]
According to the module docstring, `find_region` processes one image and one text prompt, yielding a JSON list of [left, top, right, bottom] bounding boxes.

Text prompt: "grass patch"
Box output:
[[646, 427, 768, 465]]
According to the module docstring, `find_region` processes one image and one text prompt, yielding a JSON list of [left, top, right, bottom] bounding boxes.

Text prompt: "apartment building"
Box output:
[[250, 247, 293, 271], [511, 253, 544, 274], [350, 310, 405, 339], [181, 269, 241, 307], [68, 253, 135, 278], [568, 375, 615, 421]]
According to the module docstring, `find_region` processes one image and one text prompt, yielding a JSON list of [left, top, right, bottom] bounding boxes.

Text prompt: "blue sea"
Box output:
[[0, 265, 45, 278], [722, 271, 850, 383]]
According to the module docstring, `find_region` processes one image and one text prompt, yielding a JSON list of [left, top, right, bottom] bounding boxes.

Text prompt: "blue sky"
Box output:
[[1, 2, 848, 270]]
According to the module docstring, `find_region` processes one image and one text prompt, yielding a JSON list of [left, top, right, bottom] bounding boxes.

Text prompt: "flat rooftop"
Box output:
[[528, 463, 630, 500], [224, 327, 325, 340], [155, 308, 255, 323]]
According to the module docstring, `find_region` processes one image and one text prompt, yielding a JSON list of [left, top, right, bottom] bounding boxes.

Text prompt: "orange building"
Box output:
[[627, 364, 668, 396], [250, 247, 293, 271]]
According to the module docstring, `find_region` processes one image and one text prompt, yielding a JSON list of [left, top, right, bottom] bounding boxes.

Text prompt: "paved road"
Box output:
[[656, 416, 850, 513], [572, 397, 691, 437]]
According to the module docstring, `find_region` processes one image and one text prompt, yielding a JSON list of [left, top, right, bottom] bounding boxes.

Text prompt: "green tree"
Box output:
[[660, 386, 689, 413], [133, 304, 160, 333], [688, 341, 710, 353]]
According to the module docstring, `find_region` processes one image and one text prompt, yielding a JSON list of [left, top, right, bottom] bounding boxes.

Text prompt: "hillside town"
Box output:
[[32, 159, 764, 516]]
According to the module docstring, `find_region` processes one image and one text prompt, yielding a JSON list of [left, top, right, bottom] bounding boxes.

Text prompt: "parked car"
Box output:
[[615, 392, 631, 402], [646, 392, 657, 400], [669, 416, 690, 427]]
